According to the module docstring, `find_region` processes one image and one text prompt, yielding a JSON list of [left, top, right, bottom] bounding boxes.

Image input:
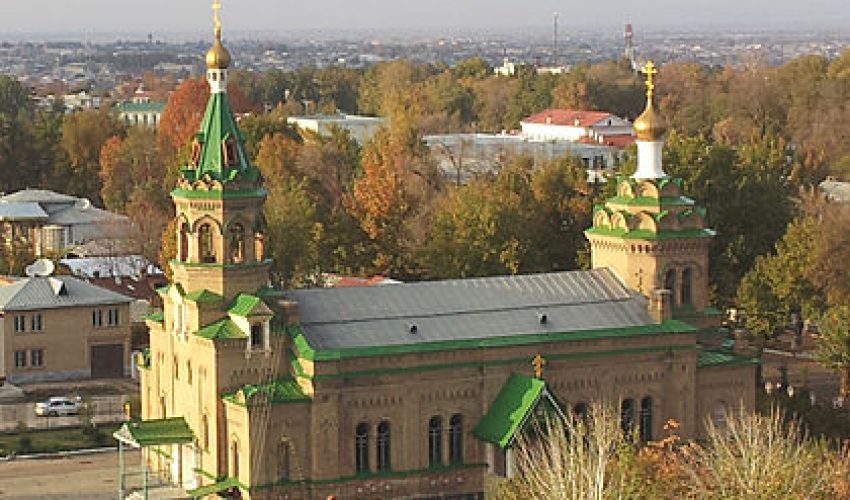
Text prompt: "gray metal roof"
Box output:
[[0, 275, 133, 311], [286, 268, 655, 350], [49, 204, 128, 225], [0, 189, 78, 205], [0, 202, 48, 220]]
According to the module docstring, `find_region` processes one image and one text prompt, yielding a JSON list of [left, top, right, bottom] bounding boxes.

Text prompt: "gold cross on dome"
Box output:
[[212, 0, 222, 35], [532, 354, 547, 379], [643, 60, 658, 100]]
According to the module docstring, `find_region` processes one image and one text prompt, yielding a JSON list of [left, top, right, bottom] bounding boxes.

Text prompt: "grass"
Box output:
[[0, 425, 116, 456]]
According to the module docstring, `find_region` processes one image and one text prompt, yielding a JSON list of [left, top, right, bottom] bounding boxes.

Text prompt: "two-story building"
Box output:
[[0, 273, 133, 383]]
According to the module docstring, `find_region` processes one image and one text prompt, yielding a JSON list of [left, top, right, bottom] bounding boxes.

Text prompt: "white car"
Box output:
[[34, 397, 82, 417]]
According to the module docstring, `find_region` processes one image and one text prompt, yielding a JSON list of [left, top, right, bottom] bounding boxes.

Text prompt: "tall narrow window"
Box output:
[[14, 315, 25, 333], [14, 350, 26, 368], [229, 223, 245, 264], [92, 310, 103, 327], [620, 398, 635, 435], [202, 414, 209, 450], [31, 349, 44, 367], [250, 324, 264, 349], [199, 224, 216, 263], [664, 269, 676, 303], [640, 396, 653, 442], [232, 440, 240, 478], [31, 314, 43, 331], [279, 440, 291, 480], [178, 222, 189, 261], [428, 416, 443, 468], [355, 423, 370, 474], [449, 414, 463, 464], [377, 421, 391, 471], [681, 267, 693, 306]]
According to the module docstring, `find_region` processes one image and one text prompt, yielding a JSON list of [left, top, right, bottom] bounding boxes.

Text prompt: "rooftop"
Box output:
[[287, 268, 664, 351], [522, 109, 617, 127], [0, 275, 133, 311]]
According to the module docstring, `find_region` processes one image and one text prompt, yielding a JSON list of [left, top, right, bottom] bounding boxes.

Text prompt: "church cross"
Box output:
[[212, 0, 222, 35], [643, 60, 658, 101], [532, 354, 547, 379]]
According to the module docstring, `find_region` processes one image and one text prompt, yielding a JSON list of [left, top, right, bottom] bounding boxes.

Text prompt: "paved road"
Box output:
[[0, 395, 128, 431], [0, 449, 138, 499]]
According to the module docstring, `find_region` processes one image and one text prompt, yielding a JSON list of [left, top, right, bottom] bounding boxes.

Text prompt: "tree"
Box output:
[[158, 77, 209, 153], [125, 187, 169, 265], [265, 178, 322, 288], [60, 109, 123, 203], [817, 306, 850, 397], [99, 127, 168, 213], [255, 132, 302, 184], [239, 110, 301, 160], [454, 58, 492, 80]]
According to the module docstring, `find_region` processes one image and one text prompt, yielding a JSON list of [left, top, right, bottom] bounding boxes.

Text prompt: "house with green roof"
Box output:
[[133, 15, 757, 500]]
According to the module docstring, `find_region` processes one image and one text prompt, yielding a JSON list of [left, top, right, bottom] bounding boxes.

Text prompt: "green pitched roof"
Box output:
[[474, 374, 546, 449], [145, 311, 164, 323], [113, 417, 194, 447], [184, 289, 224, 303], [229, 377, 311, 405], [196, 318, 246, 340], [184, 92, 258, 183], [228, 293, 262, 316]]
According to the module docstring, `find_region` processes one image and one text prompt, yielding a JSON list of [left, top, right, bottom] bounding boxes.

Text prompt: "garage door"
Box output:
[[91, 344, 124, 378]]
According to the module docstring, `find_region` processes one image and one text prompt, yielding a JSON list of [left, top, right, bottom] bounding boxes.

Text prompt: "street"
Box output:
[[0, 449, 138, 499]]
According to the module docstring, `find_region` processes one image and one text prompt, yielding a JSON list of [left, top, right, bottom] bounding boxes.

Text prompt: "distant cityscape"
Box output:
[[1, 26, 848, 96]]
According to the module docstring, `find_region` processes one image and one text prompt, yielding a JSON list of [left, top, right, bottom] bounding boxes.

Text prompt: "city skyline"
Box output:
[[2, 0, 849, 36]]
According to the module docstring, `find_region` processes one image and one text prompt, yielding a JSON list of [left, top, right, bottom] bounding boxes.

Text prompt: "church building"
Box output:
[[120, 7, 757, 499]]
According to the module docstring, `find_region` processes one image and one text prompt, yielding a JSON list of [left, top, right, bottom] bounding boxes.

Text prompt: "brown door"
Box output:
[[90, 344, 124, 378]]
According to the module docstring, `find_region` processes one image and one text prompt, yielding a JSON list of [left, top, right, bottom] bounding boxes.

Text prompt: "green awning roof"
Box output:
[[184, 289, 224, 303], [196, 318, 247, 340], [113, 417, 194, 448], [698, 349, 759, 368], [228, 293, 262, 316], [187, 477, 241, 497], [474, 374, 546, 449]]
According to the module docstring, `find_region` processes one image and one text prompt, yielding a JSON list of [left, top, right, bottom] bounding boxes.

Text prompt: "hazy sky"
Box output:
[[1, 0, 849, 35]]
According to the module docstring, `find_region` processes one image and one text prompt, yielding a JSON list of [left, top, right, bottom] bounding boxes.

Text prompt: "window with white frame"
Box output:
[[31, 314, 43, 332], [107, 308, 120, 326], [14, 350, 26, 368], [92, 309, 103, 327], [31, 349, 43, 367], [14, 315, 26, 333]]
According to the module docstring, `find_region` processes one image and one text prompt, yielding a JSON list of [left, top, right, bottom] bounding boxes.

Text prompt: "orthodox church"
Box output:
[[120, 6, 757, 500]]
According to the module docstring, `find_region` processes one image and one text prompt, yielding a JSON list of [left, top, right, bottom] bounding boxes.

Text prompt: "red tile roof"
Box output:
[[578, 134, 636, 148], [522, 109, 614, 127]]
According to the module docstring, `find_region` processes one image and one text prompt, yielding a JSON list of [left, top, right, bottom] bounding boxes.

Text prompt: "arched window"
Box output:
[[620, 398, 635, 435], [428, 416, 443, 468], [640, 396, 653, 442], [202, 414, 209, 450], [377, 421, 391, 471], [664, 269, 676, 302], [199, 223, 216, 263], [681, 267, 693, 306], [449, 414, 463, 464], [355, 423, 369, 474], [573, 402, 589, 425], [229, 223, 245, 264], [178, 222, 189, 261]]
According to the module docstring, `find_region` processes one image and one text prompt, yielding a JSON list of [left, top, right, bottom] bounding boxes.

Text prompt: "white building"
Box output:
[[521, 109, 634, 143], [287, 114, 386, 144]]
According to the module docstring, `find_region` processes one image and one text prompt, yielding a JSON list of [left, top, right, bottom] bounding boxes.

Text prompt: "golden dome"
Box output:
[[206, 29, 231, 70], [634, 102, 667, 141]]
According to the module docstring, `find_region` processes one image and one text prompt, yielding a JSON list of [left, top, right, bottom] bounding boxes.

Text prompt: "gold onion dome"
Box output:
[[633, 61, 667, 141], [206, 28, 231, 69]]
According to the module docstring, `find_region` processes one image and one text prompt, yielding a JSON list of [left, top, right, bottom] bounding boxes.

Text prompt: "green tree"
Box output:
[[60, 109, 123, 203], [817, 306, 850, 397], [265, 178, 322, 288]]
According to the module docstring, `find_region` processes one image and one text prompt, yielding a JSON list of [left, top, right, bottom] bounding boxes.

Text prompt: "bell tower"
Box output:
[[585, 62, 715, 313], [169, 1, 270, 302]]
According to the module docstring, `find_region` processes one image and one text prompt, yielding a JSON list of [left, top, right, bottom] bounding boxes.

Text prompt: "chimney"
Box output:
[[278, 300, 300, 326], [649, 289, 672, 323]]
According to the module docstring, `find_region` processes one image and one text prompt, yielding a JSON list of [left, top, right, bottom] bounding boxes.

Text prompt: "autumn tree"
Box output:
[[265, 178, 322, 288], [158, 77, 209, 154], [60, 108, 124, 203]]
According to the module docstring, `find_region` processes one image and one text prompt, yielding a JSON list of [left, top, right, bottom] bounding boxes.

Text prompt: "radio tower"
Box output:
[[624, 23, 635, 68], [553, 12, 560, 66]]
